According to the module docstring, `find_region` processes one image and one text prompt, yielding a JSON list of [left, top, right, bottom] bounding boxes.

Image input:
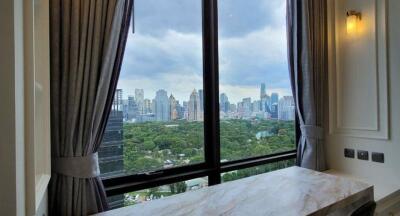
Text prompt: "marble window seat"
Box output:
[[95, 166, 373, 216]]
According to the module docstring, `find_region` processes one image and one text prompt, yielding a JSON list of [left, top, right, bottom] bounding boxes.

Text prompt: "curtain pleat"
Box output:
[[286, 0, 328, 171], [49, 0, 133, 215]]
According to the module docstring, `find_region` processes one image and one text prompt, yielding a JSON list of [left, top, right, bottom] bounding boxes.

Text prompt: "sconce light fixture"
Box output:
[[346, 10, 362, 34]]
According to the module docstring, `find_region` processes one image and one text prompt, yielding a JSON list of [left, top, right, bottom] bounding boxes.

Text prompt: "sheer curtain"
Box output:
[[286, 0, 328, 171], [49, 0, 133, 215]]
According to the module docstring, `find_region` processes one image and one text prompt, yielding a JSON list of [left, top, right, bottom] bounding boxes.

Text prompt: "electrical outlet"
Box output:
[[371, 152, 384, 163], [357, 150, 369, 160], [344, 148, 355, 158]]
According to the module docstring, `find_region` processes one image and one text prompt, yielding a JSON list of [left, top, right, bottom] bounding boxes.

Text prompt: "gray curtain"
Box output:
[[49, 0, 132, 215], [286, 0, 327, 171]]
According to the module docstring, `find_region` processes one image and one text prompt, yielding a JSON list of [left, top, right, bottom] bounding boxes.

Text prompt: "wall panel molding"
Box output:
[[24, 0, 51, 215], [328, 0, 389, 140]]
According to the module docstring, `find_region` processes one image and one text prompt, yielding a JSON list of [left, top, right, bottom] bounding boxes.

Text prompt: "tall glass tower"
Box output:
[[154, 89, 170, 122], [260, 83, 267, 99], [98, 89, 124, 208]]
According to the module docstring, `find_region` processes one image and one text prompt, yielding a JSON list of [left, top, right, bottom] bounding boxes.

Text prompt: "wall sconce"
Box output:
[[346, 10, 362, 34]]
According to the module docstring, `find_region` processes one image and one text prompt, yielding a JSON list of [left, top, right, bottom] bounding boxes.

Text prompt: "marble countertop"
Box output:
[[96, 166, 373, 216]]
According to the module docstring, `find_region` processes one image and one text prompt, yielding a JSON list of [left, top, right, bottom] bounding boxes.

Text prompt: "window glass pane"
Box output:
[[218, 0, 295, 162], [107, 177, 208, 209], [221, 159, 295, 183], [99, 0, 204, 177]]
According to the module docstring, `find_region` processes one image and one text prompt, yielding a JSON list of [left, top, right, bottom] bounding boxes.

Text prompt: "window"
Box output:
[[221, 159, 295, 183], [100, 0, 296, 209], [218, 0, 296, 162], [107, 177, 208, 207]]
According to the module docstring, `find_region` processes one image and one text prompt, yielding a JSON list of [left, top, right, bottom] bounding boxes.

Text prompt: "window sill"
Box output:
[[96, 166, 372, 216]]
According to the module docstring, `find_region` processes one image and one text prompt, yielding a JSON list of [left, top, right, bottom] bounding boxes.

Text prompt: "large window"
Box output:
[[100, 0, 296, 209], [218, 0, 296, 162]]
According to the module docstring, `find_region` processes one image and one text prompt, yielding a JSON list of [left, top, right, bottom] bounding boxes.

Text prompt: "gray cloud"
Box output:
[[118, 0, 291, 102]]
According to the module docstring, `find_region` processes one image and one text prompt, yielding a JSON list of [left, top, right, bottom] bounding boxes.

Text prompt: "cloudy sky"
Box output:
[[117, 0, 291, 104]]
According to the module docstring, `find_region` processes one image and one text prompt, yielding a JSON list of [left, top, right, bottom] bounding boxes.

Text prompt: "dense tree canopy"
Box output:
[[123, 119, 295, 174]]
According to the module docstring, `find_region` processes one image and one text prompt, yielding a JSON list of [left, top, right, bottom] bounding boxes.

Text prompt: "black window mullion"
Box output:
[[202, 0, 221, 185], [102, 0, 298, 197]]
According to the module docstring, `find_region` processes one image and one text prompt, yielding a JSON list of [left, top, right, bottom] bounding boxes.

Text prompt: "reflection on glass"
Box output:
[[99, 0, 204, 178], [107, 177, 208, 209], [221, 159, 295, 183], [218, 0, 295, 161]]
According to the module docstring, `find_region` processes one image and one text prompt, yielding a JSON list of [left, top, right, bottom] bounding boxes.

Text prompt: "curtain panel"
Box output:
[[286, 0, 328, 171], [49, 0, 132, 215]]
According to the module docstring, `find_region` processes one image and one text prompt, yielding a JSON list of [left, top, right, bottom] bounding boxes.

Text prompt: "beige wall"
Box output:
[[0, 0, 50, 215], [0, 0, 26, 215], [326, 0, 400, 200]]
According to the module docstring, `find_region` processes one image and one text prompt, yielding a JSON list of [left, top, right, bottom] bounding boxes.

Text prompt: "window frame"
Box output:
[[102, 0, 298, 197]]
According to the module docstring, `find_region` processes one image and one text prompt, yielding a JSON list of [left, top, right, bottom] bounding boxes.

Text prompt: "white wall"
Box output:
[[0, 0, 26, 215], [327, 0, 400, 201], [0, 0, 50, 215]]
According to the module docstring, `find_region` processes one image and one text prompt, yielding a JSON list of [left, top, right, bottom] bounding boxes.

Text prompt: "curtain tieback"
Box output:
[[300, 125, 324, 139], [52, 152, 100, 178]]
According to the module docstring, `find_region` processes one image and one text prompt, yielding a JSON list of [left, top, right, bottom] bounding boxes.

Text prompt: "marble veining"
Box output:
[[96, 166, 373, 216]]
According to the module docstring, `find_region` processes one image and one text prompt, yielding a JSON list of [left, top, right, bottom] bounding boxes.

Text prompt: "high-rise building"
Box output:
[[278, 96, 295, 121], [98, 89, 124, 208], [135, 89, 144, 114], [126, 95, 137, 120], [154, 89, 170, 122], [198, 89, 204, 111], [169, 94, 179, 120], [237, 102, 244, 117], [188, 89, 202, 121], [220, 93, 230, 113], [151, 99, 156, 115], [260, 83, 267, 99], [271, 93, 279, 105], [198, 89, 204, 120], [143, 99, 151, 114], [270, 103, 279, 119], [261, 95, 271, 113], [242, 97, 252, 117], [252, 100, 262, 112], [121, 98, 129, 120], [229, 103, 237, 113], [183, 101, 189, 120], [176, 101, 184, 119]]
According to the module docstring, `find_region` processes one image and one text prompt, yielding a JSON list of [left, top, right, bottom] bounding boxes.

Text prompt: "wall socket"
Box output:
[[371, 152, 384, 163], [357, 150, 369, 160], [344, 148, 355, 158]]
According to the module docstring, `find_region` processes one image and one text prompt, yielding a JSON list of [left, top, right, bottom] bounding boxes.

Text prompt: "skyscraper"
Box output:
[[278, 96, 295, 121], [135, 89, 144, 114], [252, 100, 262, 112], [261, 95, 271, 113], [260, 83, 267, 99], [198, 89, 204, 111], [126, 95, 137, 120], [176, 101, 184, 119], [154, 89, 170, 122], [271, 93, 279, 105], [198, 89, 204, 120], [270, 103, 279, 119], [188, 89, 202, 121], [169, 94, 178, 120], [98, 89, 124, 208], [143, 99, 151, 114], [220, 93, 230, 113], [242, 97, 252, 117], [183, 101, 189, 120]]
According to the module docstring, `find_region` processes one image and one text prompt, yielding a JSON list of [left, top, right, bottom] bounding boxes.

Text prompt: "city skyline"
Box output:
[[117, 82, 295, 123], [118, 84, 292, 105], [117, 0, 291, 105]]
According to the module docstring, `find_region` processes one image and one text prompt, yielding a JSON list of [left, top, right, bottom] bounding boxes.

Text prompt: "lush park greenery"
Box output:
[[121, 119, 295, 205], [123, 119, 295, 173]]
